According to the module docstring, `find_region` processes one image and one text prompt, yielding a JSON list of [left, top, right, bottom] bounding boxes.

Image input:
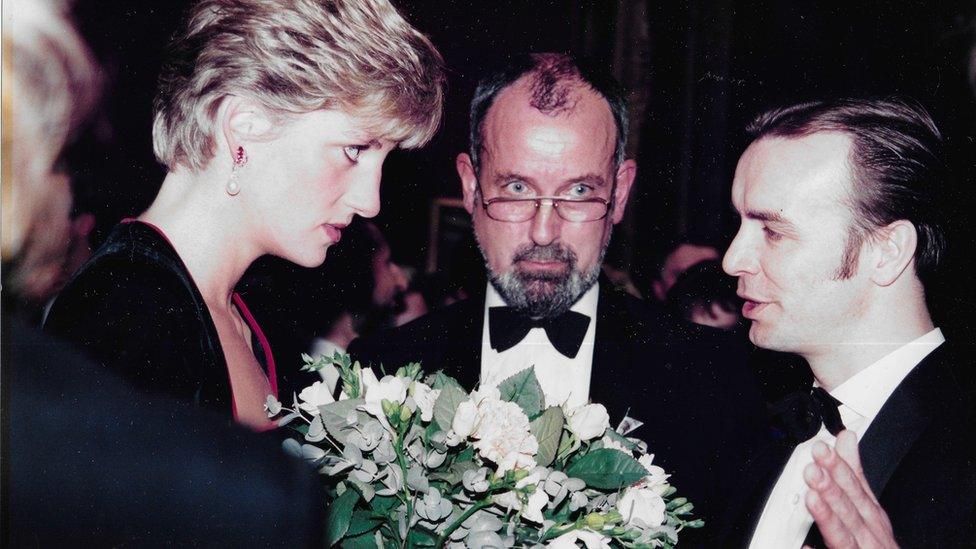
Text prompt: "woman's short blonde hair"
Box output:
[[152, 0, 445, 171]]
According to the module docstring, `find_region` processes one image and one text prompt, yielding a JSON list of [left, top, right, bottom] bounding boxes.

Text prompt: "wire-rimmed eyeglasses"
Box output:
[[479, 194, 611, 223]]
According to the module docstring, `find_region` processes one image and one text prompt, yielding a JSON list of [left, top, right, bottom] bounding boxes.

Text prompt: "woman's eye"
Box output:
[[343, 145, 365, 163]]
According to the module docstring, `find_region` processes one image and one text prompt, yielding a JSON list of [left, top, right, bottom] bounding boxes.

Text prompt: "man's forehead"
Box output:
[[734, 132, 855, 218], [482, 78, 616, 157]]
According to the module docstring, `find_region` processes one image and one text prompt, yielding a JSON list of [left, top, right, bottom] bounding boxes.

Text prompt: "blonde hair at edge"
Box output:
[[2, 0, 98, 281], [152, 0, 446, 172]]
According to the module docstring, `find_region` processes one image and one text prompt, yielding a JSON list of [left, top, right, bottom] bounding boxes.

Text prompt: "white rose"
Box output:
[[411, 382, 440, 422], [298, 381, 335, 415], [451, 400, 479, 439], [567, 403, 610, 441], [366, 375, 408, 405], [616, 487, 666, 529]]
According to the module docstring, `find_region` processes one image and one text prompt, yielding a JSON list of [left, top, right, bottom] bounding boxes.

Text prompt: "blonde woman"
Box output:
[[45, 0, 445, 430]]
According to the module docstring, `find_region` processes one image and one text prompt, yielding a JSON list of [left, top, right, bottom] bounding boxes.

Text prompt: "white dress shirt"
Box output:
[[479, 282, 599, 409], [748, 328, 946, 549]]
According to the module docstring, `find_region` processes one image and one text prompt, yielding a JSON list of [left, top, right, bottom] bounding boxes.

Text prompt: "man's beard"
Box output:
[[481, 241, 605, 319]]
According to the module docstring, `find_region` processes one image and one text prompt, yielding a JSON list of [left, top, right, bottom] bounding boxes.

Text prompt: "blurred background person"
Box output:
[[44, 0, 445, 430], [650, 238, 721, 303], [2, 0, 322, 544], [666, 258, 742, 330]]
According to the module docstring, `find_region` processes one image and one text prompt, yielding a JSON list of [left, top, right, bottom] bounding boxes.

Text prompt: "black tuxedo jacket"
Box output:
[[349, 284, 769, 540], [714, 342, 976, 548]]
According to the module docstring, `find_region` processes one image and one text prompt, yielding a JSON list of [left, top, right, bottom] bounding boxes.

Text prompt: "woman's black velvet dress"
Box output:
[[44, 221, 276, 416]]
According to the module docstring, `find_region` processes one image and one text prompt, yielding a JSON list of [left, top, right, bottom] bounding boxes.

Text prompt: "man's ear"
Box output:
[[218, 96, 275, 162], [610, 159, 637, 224], [456, 153, 478, 215], [870, 220, 918, 286]]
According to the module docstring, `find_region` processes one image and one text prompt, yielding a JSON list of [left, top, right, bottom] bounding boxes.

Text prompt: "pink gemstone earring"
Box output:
[[225, 146, 248, 196]]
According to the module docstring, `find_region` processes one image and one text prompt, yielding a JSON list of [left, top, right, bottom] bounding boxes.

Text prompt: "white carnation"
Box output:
[[472, 398, 538, 473]]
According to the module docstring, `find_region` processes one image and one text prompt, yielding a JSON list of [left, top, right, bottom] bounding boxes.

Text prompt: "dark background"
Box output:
[[68, 0, 976, 355]]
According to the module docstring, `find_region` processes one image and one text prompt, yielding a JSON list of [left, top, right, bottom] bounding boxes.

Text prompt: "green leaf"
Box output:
[[407, 527, 438, 547], [433, 382, 468, 432], [339, 530, 380, 549], [319, 398, 364, 445], [530, 406, 564, 467], [345, 509, 382, 538], [429, 371, 464, 392], [602, 428, 637, 452], [565, 448, 648, 490], [498, 366, 544, 418], [325, 488, 360, 546]]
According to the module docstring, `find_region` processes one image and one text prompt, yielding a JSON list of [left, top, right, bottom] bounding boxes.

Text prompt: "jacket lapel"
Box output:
[[857, 343, 948, 497], [588, 285, 633, 410], [439, 296, 485, 389]]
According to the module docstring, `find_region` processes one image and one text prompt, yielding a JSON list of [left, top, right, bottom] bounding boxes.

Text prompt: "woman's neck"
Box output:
[[140, 169, 262, 309]]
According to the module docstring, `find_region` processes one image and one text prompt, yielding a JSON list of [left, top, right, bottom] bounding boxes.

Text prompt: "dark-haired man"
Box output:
[[717, 98, 976, 547], [350, 53, 768, 532]]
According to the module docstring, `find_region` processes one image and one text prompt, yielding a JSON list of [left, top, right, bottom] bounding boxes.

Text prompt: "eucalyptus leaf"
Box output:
[[305, 415, 327, 442], [497, 366, 544, 418], [347, 477, 376, 503], [565, 448, 648, 490], [529, 406, 564, 467], [319, 398, 365, 444], [282, 437, 303, 459], [325, 488, 360, 546], [276, 411, 302, 428], [432, 382, 468, 432]]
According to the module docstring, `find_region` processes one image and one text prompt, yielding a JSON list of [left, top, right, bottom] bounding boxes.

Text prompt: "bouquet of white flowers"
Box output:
[[267, 353, 701, 549]]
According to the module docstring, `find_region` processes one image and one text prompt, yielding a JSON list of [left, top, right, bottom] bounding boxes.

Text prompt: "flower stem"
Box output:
[[434, 498, 492, 549]]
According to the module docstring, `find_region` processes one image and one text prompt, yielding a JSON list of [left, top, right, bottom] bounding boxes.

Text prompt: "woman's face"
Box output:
[[245, 109, 397, 267]]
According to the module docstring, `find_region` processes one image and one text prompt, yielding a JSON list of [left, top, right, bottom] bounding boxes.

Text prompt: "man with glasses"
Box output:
[[350, 53, 767, 534]]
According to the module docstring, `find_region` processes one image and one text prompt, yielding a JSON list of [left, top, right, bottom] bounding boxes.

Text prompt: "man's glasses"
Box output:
[[479, 190, 612, 223]]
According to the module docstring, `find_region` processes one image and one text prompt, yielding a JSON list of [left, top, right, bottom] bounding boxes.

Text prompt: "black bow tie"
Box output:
[[772, 387, 846, 443], [488, 306, 591, 359]]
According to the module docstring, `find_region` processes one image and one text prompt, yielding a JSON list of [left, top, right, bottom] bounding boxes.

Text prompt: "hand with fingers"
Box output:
[[802, 430, 898, 549]]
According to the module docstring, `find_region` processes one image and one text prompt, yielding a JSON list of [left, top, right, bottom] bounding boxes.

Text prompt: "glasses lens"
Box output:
[[486, 200, 537, 222], [557, 200, 608, 222]]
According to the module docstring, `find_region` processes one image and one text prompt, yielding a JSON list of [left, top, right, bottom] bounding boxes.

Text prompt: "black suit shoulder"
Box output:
[[349, 296, 482, 370], [44, 223, 229, 410]]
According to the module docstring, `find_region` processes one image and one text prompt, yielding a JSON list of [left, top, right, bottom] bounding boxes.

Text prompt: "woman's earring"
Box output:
[[226, 146, 248, 196]]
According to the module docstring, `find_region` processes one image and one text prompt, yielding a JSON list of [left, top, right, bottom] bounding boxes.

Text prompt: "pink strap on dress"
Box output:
[[120, 218, 279, 417]]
